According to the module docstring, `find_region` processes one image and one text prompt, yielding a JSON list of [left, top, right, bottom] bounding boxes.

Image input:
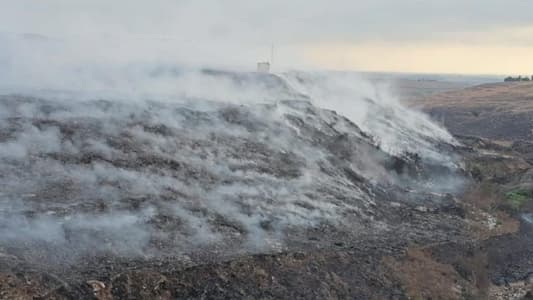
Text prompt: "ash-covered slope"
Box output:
[[0, 70, 467, 298]]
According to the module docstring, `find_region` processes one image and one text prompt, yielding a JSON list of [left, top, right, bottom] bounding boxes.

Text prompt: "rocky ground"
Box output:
[[0, 76, 532, 299]]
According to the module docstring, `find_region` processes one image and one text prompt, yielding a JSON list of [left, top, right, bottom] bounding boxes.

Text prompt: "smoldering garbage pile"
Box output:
[[0, 69, 465, 266]]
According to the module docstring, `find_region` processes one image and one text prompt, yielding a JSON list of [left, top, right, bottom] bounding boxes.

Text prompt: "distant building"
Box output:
[[256, 44, 275, 73], [257, 62, 270, 73]]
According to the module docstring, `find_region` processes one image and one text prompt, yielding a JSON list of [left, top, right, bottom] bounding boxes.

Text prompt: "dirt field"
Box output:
[[409, 81, 533, 141]]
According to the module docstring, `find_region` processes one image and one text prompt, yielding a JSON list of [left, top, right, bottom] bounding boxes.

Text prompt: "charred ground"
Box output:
[[0, 76, 532, 299]]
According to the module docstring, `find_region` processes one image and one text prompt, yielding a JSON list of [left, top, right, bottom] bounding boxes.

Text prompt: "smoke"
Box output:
[[281, 72, 459, 163], [0, 33, 463, 263]]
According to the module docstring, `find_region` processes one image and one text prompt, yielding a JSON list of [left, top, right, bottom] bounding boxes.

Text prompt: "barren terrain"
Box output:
[[410, 81, 533, 142], [0, 74, 532, 299]]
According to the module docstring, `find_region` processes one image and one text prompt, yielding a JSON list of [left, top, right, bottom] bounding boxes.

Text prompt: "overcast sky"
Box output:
[[2, 0, 533, 74]]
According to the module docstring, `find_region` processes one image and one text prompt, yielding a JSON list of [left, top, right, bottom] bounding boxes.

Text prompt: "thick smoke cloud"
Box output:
[[0, 10, 464, 263], [0, 66, 463, 262]]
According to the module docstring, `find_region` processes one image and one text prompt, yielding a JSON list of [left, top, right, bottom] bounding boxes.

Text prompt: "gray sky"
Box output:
[[2, 0, 533, 74]]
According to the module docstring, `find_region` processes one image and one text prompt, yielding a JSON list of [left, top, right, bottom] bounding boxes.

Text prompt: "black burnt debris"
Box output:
[[0, 93, 463, 298], [0, 74, 531, 299]]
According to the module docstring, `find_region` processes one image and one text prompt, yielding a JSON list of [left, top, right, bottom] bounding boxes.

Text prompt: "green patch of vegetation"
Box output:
[[504, 189, 531, 210]]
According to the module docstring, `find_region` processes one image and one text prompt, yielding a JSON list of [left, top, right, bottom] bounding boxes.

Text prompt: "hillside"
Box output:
[[0, 72, 532, 299]]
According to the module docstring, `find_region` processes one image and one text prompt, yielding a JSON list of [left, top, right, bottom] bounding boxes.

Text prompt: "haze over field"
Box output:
[[0, 0, 468, 264], [1, 1, 533, 299], [1, 0, 533, 74]]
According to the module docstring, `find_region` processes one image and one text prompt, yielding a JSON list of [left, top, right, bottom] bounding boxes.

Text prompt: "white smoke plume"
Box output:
[[0, 33, 463, 262]]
